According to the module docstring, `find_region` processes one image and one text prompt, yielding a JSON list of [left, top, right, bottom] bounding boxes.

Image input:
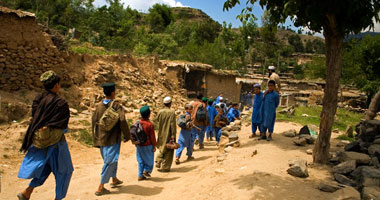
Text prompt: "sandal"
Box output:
[[17, 193, 29, 200], [138, 176, 147, 181], [175, 159, 180, 165], [143, 171, 151, 178], [110, 180, 123, 188], [155, 161, 161, 168], [95, 188, 111, 196], [249, 134, 256, 139]]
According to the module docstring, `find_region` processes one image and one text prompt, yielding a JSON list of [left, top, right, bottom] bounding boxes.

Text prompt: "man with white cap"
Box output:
[[155, 96, 177, 172], [268, 66, 281, 93]]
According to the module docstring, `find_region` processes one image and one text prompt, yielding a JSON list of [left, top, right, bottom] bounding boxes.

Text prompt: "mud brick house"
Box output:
[[161, 60, 241, 103]]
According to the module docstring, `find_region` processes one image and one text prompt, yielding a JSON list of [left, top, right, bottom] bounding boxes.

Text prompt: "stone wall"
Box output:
[[0, 7, 69, 91]]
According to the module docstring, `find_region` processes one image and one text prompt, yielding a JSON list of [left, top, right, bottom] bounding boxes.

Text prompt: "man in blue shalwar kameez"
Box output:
[[91, 83, 130, 196], [206, 99, 217, 141], [259, 80, 280, 141], [17, 71, 73, 200], [250, 84, 264, 138], [227, 103, 241, 123]]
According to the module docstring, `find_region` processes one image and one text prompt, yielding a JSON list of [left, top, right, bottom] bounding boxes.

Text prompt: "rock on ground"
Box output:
[[318, 182, 342, 193], [334, 173, 357, 187], [338, 151, 371, 165], [282, 129, 297, 137], [293, 138, 307, 146], [287, 159, 309, 178], [332, 187, 361, 200], [362, 186, 380, 200], [332, 160, 356, 175]]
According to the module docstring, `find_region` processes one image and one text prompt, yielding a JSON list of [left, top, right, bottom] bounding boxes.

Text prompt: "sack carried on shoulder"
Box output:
[[166, 138, 179, 149], [98, 101, 120, 131], [177, 114, 191, 129], [196, 104, 207, 121], [33, 127, 63, 149], [130, 120, 147, 145]]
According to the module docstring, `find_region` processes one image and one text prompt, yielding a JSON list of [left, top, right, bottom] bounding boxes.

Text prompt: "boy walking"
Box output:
[[259, 80, 280, 141], [213, 107, 229, 144], [206, 99, 217, 141], [135, 106, 156, 181], [250, 84, 264, 138], [176, 104, 200, 164]]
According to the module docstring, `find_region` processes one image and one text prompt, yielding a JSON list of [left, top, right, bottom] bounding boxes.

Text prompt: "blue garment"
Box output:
[[215, 127, 222, 143], [260, 91, 280, 133], [252, 92, 264, 123], [247, 93, 252, 106], [18, 141, 73, 200], [100, 142, 120, 184], [192, 126, 207, 145], [227, 108, 241, 123], [206, 105, 217, 138], [176, 128, 194, 158], [136, 145, 154, 178], [215, 96, 221, 104], [103, 99, 112, 105]]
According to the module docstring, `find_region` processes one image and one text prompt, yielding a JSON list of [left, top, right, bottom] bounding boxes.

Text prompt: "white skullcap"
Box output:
[[163, 96, 172, 104], [219, 97, 224, 101], [268, 66, 275, 70]]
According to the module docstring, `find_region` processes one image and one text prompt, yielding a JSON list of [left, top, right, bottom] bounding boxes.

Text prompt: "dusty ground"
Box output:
[[1, 121, 348, 200]]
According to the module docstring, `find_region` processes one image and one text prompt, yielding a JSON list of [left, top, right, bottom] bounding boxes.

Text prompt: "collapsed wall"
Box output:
[[0, 7, 71, 91]]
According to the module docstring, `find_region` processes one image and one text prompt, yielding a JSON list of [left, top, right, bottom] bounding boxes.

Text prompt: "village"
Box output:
[[0, 2, 380, 200]]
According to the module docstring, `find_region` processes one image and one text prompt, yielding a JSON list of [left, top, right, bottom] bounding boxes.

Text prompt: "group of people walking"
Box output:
[[16, 66, 281, 199]]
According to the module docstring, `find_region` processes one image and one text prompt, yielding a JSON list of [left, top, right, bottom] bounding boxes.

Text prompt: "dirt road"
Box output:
[[1, 122, 342, 200]]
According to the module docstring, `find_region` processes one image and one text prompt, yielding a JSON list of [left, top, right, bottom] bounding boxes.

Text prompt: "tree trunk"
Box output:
[[313, 15, 344, 163], [365, 89, 380, 120]]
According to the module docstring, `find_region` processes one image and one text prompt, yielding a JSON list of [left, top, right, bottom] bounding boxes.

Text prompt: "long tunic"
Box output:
[[155, 107, 177, 153], [252, 92, 263, 123], [260, 91, 280, 130]]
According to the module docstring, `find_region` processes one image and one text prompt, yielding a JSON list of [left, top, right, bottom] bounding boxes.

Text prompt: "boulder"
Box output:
[[300, 135, 316, 144], [332, 187, 361, 200], [287, 160, 309, 178], [344, 141, 361, 152], [332, 160, 356, 175], [234, 120, 241, 125], [346, 125, 354, 138], [293, 138, 307, 146], [283, 129, 297, 137], [334, 173, 357, 187], [228, 133, 239, 142], [351, 166, 380, 187], [299, 125, 310, 135], [69, 108, 78, 115], [318, 182, 342, 193], [373, 138, 380, 144], [339, 151, 371, 165], [231, 125, 241, 131], [306, 149, 313, 155], [362, 187, 380, 200], [368, 144, 380, 156]]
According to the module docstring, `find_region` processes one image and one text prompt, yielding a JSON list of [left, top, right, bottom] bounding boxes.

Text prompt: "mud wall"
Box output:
[[0, 10, 70, 91], [206, 73, 241, 103]]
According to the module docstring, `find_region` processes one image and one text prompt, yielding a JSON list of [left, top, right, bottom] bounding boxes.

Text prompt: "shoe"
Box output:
[[210, 137, 214, 141], [175, 159, 180, 165], [155, 161, 161, 168], [95, 188, 111, 196], [249, 134, 257, 139], [258, 136, 267, 140], [138, 176, 147, 181], [194, 139, 199, 145], [267, 135, 273, 141], [143, 171, 151, 178], [199, 144, 204, 149], [110, 180, 123, 188], [17, 193, 28, 200], [157, 168, 170, 173], [187, 156, 195, 161]]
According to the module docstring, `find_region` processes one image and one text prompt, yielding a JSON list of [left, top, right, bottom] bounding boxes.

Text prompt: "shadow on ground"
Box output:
[[112, 185, 163, 196]]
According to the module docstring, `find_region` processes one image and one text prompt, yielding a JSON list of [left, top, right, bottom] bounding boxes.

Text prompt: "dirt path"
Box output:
[[1, 122, 342, 200]]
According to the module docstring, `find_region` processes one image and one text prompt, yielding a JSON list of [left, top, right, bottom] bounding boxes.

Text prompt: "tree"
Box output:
[[146, 4, 173, 33], [305, 40, 313, 53], [288, 34, 304, 52], [224, 0, 380, 163]]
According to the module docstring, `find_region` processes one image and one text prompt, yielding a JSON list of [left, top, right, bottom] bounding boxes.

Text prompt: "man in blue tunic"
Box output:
[[250, 84, 264, 138], [259, 80, 280, 141], [91, 83, 130, 196], [227, 103, 241, 123], [206, 99, 217, 141], [17, 71, 73, 200]]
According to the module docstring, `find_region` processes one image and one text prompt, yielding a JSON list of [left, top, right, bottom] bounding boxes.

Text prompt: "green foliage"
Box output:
[[343, 34, 380, 100], [304, 57, 326, 79], [72, 129, 93, 146], [288, 34, 304, 53], [277, 106, 363, 131], [293, 64, 305, 79], [337, 134, 355, 142], [147, 4, 173, 33]]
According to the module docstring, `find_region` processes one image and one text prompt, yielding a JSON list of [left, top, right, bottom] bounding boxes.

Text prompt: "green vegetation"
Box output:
[[337, 134, 355, 142], [277, 106, 363, 131], [1, 0, 324, 71], [72, 129, 93, 146], [79, 120, 91, 127]]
